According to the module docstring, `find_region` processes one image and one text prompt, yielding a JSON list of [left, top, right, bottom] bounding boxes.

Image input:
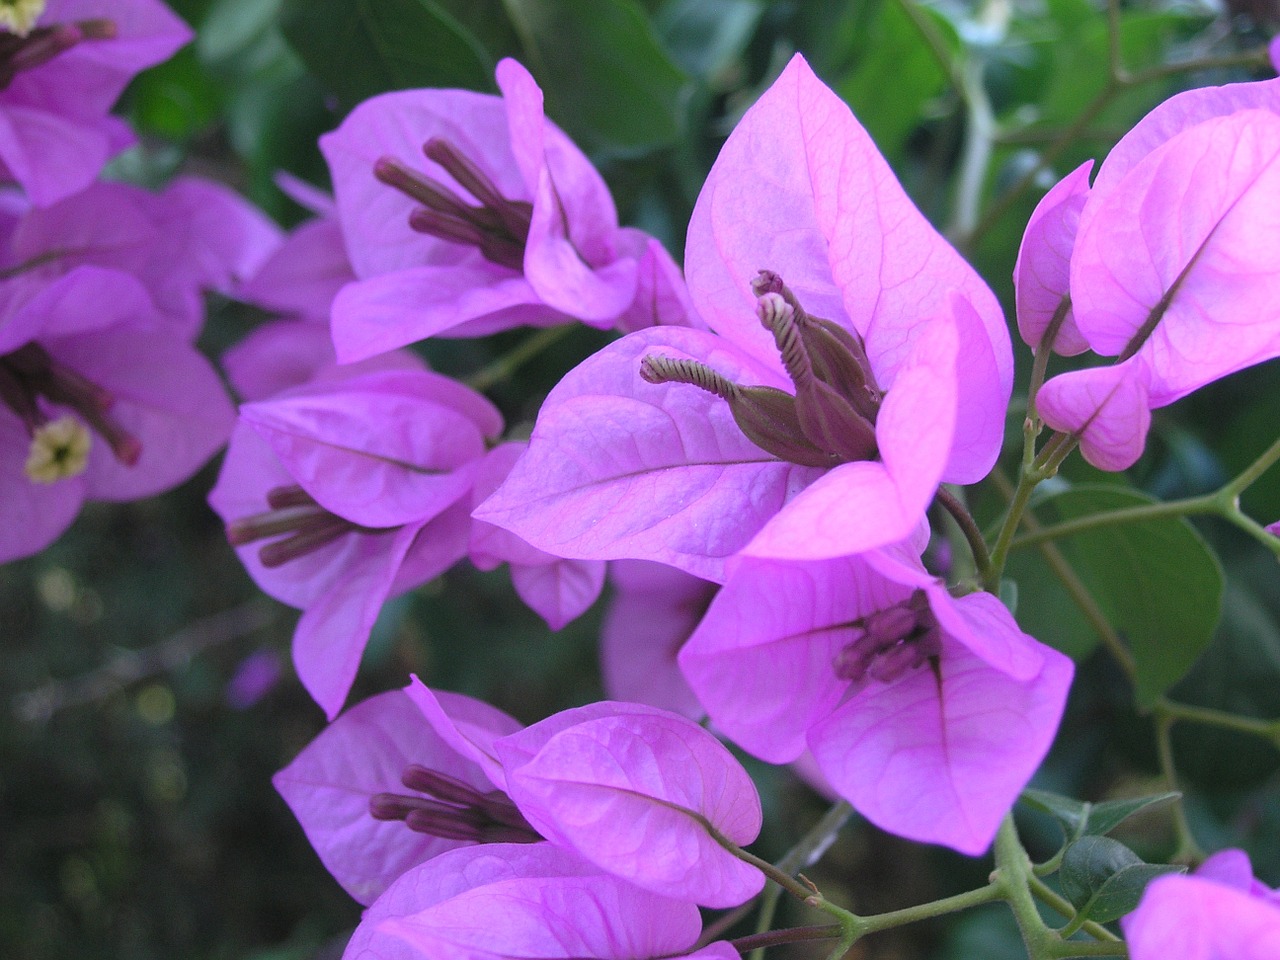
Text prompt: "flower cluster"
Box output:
[[1015, 77, 1280, 469], [275, 679, 762, 958], [16, 5, 1280, 955], [0, 0, 278, 562]]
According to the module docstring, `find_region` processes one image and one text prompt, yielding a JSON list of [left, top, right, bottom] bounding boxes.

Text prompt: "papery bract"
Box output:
[[208, 368, 501, 717], [678, 547, 1073, 854], [1122, 849, 1280, 960], [495, 702, 763, 907], [1037, 84, 1280, 469], [468, 442, 605, 629], [0, 0, 192, 206], [323, 58, 691, 358], [8, 176, 279, 336], [600, 560, 712, 718], [476, 54, 1009, 576], [345, 843, 734, 960], [274, 687, 523, 905], [1013, 160, 1092, 356], [0, 266, 233, 561]]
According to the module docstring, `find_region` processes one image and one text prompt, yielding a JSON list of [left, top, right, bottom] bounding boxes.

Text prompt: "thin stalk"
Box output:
[[1028, 876, 1120, 942], [464, 325, 575, 393], [730, 925, 842, 954], [990, 467, 1137, 680], [1154, 713, 1204, 864], [1010, 493, 1218, 551], [936, 485, 992, 585], [851, 881, 1004, 936], [1156, 698, 1280, 742], [993, 815, 1057, 959], [748, 801, 853, 960]]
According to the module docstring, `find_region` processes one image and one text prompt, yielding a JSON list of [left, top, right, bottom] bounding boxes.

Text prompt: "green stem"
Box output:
[[1153, 712, 1204, 864], [464, 325, 575, 393], [747, 801, 853, 960], [1027, 876, 1120, 943], [936, 486, 992, 585], [730, 925, 842, 954], [718, 836, 830, 907], [986, 468, 1137, 679], [993, 814, 1059, 959], [1223, 434, 1280, 497], [984, 466, 1040, 593], [850, 881, 1004, 936], [1155, 698, 1280, 743], [1009, 434, 1280, 555], [1009, 493, 1218, 551]]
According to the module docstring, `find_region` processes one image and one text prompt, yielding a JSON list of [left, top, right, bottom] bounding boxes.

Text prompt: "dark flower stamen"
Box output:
[[833, 590, 943, 684], [373, 137, 533, 271], [226, 484, 382, 568], [639, 268, 885, 468], [0, 342, 141, 480], [370, 764, 542, 844], [0, 18, 116, 90]]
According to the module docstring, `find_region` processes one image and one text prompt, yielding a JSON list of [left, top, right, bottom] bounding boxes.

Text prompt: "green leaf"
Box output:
[[507, 0, 689, 153], [280, 0, 493, 108], [1020, 788, 1089, 833], [654, 0, 764, 83], [1080, 792, 1180, 837], [1002, 484, 1224, 707], [831, 0, 955, 160], [1171, 582, 1280, 790], [1060, 837, 1184, 924], [1020, 789, 1180, 845]]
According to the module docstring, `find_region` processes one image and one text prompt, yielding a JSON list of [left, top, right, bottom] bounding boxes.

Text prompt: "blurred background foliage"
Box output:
[[4, 0, 1280, 957]]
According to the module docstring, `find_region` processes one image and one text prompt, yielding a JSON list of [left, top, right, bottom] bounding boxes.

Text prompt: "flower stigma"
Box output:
[[833, 589, 943, 684], [24, 414, 90, 483], [373, 138, 532, 271], [369, 764, 542, 844], [640, 269, 884, 467], [1, 343, 141, 483]]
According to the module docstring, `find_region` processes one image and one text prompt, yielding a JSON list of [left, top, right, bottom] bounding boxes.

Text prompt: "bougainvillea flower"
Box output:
[[600, 560, 713, 718], [677, 545, 1073, 855], [494, 701, 764, 907], [1, 265, 233, 562], [468, 442, 605, 630], [236, 195, 355, 324], [273, 686, 525, 905], [1035, 82, 1280, 469], [1012, 160, 1092, 356], [208, 368, 502, 717], [322, 57, 694, 357], [0, 0, 192, 206], [8, 176, 280, 336], [1122, 849, 1280, 959], [477, 54, 1009, 578], [349, 842, 738, 960]]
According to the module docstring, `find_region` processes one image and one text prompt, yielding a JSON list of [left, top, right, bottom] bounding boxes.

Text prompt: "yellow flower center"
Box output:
[[0, 0, 46, 36], [25, 415, 91, 484]]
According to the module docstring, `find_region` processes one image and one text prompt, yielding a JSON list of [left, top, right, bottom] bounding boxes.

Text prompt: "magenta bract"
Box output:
[[0, 266, 233, 562], [1036, 81, 1280, 469], [476, 54, 1009, 576], [350, 843, 730, 960], [0, 0, 192, 206], [495, 702, 764, 907], [1122, 849, 1280, 960], [678, 547, 1073, 855], [322, 58, 690, 357], [208, 368, 501, 717], [273, 687, 522, 905]]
